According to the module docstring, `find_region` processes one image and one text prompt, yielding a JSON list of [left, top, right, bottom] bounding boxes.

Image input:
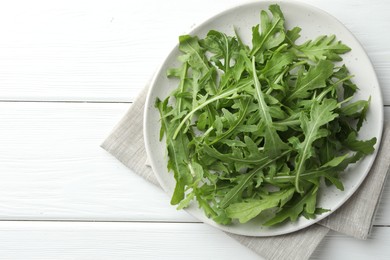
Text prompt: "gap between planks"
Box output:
[[0, 100, 132, 104], [0, 219, 387, 229]]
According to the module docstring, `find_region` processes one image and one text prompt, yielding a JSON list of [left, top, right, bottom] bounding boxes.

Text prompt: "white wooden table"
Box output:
[[0, 0, 389, 259]]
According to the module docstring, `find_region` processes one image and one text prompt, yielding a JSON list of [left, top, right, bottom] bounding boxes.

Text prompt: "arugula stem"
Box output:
[[285, 34, 297, 47], [222, 33, 230, 72], [252, 57, 272, 124], [250, 17, 282, 56], [177, 62, 188, 112], [264, 170, 323, 182], [294, 100, 339, 193], [208, 98, 250, 145], [333, 74, 354, 85], [290, 60, 307, 69], [273, 66, 289, 85], [273, 119, 301, 127], [201, 126, 214, 139], [172, 79, 252, 139], [294, 135, 313, 193], [220, 150, 290, 208], [316, 75, 354, 102]]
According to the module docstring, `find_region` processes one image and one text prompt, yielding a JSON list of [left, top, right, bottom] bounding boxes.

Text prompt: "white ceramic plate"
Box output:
[[144, 0, 383, 236]]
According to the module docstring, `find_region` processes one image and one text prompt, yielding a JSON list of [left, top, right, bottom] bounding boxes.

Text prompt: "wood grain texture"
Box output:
[[0, 102, 192, 222], [0, 1, 389, 258], [0, 221, 261, 260], [0, 221, 388, 260], [0, 0, 389, 103], [0, 102, 388, 226]]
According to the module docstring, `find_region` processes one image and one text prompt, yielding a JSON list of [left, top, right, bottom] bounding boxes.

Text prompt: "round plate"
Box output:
[[144, 0, 383, 236]]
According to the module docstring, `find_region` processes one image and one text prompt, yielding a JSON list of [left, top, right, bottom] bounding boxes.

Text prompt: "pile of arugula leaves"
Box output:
[[155, 4, 376, 226]]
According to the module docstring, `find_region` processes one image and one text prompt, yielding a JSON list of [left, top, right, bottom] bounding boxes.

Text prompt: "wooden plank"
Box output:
[[0, 221, 388, 260], [0, 221, 261, 260], [0, 0, 389, 104], [0, 0, 242, 102], [0, 102, 388, 225], [312, 227, 390, 259], [0, 102, 193, 222]]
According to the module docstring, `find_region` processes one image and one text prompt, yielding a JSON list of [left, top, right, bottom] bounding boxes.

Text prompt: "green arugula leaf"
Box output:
[[344, 132, 377, 154], [286, 60, 334, 102], [226, 188, 295, 223], [261, 50, 295, 81], [293, 99, 339, 193], [220, 150, 290, 208], [208, 98, 252, 145], [295, 35, 351, 61], [178, 35, 211, 74], [156, 99, 193, 205], [264, 185, 318, 226], [251, 57, 289, 157], [172, 78, 253, 139], [285, 26, 301, 45], [201, 30, 240, 72], [250, 4, 286, 57]]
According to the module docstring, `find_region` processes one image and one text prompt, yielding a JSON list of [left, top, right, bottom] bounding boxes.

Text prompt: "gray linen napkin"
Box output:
[[101, 86, 389, 260]]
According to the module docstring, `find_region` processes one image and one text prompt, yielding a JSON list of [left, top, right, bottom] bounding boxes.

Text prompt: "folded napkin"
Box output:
[[101, 86, 389, 260]]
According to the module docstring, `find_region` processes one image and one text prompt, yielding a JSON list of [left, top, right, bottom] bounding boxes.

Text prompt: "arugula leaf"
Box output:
[[344, 132, 377, 154], [172, 78, 252, 139], [292, 99, 339, 193], [178, 35, 211, 74], [286, 60, 334, 102], [226, 188, 295, 223], [264, 185, 318, 226], [156, 99, 193, 205], [220, 150, 290, 208], [294, 35, 351, 61], [208, 98, 251, 145], [329, 65, 358, 100], [201, 30, 240, 72], [250, 4, 286, 57], [261, 50, 295, 82], [285, 27, 301, 45], [251, 57, 289, 157]]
